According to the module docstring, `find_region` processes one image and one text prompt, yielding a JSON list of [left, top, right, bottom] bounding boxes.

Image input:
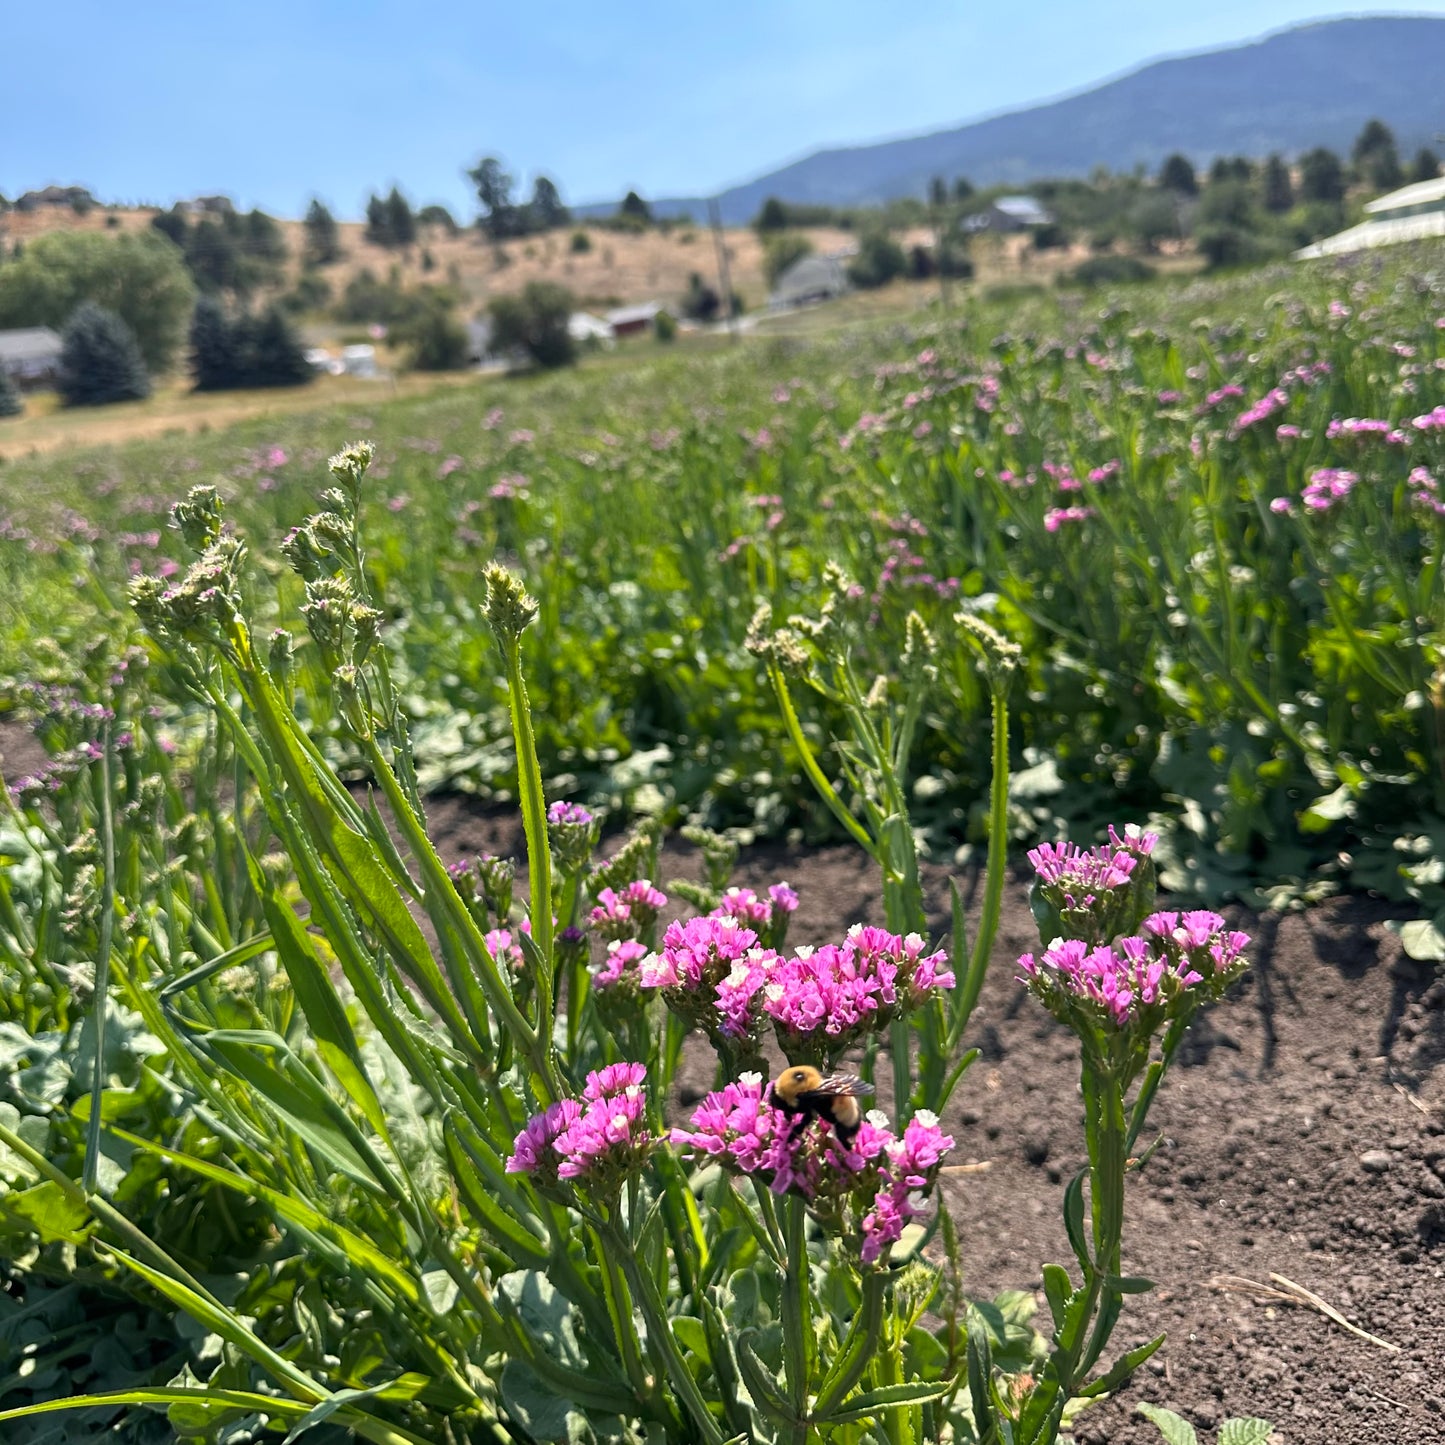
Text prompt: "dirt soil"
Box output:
[[404, 789, 1445, 1445]]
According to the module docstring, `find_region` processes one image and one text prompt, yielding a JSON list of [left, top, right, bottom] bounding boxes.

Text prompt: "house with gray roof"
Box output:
[[963, 195, 1054, 234], [0, 327, 64, 387], [768, 253, 851, 311]]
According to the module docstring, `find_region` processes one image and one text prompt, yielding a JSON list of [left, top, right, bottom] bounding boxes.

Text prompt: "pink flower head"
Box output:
[[593, 938, 648, 991], [1044, 506, 1095, 532], [763, 926, 952, 1059], [590, 880, 667, 941], [506, 1098, 581, 1182], [710, 881, 799, 948]]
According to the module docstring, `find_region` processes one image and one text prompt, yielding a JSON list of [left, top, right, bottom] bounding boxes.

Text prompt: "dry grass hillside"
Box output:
[[0, 203, 1152, 318], [0, 204, 865, 315]]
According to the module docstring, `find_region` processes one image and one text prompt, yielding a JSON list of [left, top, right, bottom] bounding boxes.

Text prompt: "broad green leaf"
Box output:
[[2, 1181, 92, 1243], [1390, 917, 1445, 961], [1136, 1402, 1198, 1445], [500, 1360, 573, 1439], [1218, 1418, 1275, 1445]]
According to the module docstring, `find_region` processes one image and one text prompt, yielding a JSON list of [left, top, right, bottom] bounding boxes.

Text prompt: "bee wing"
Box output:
[[799, 1072, 875, 1100]]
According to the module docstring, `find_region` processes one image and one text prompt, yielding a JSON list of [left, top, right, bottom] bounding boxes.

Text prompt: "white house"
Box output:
[[568, 312, 614, 346], [0, 327, 64, 387], [1295, 175, 1445, 259]]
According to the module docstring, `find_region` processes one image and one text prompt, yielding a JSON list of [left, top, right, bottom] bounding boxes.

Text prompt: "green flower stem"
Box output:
[[781, 1194, 813, 1444], [83, 725, 115, 1195], [768, 661, 876, 857], [501, 636, 555, 968], [951, 684, 1009, 1045], [593, 1228, 652, 1405], [812, 1271, 887, 1420], [603, 1220, 728, 1445]]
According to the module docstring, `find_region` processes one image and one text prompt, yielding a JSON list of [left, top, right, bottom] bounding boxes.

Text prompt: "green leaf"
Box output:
[[1100, 1274, 1156, 1295], [1389, 917, 1445, 961], [735, 1332, 795, 1426], [824, 1381, 948, 1425], [500, 1360, 574, 1440], [1, 1180, 92, 1243], [1078, 1333, 1166, 1398], [965, 1310, 995, 1439], [1041, 1264, 1072, 1330], [1062, 1168, 1090, 1274], [1218, 1418, 1274, 1445], [281, 1382, 401, 1444], [1136, 1402, 1198, 1445], [246, 845, 391, 1140]]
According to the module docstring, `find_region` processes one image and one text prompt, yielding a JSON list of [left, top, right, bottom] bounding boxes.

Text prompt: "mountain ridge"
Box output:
[[582, 17, 1445, 224]]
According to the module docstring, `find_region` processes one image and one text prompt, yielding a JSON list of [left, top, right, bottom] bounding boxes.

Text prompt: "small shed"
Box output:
[[341, 344, 378, 378], [768, 253, 850, 311], [605, 302, 663, 338], [0, 327, 64, 387]]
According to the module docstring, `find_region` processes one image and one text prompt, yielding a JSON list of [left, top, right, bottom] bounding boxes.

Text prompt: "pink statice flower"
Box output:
[[505, 1098, 581, 1185], [1301, 468, 1357, 512], [590, 880, 667, 941], [486, 920, 531, 975], [1044, 506, 1094, 532], [592, 938, 649, 992], [762, 925, 953, 1061], [672, 1076, 953, 1265], [642, 915, 778, 1045], [1027, 825, 1159, 944], [710, 882, 799, 949], [1269, 496, 1294, 515], [1019, 911, 1249, 1044], [508, 1064, 653, 1189]]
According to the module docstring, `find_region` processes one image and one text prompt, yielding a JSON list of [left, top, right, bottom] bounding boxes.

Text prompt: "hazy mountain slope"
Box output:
[[598, 18, 1445, 223]]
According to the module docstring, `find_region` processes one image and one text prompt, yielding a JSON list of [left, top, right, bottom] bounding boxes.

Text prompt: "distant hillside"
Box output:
[[603, 17, 1445, 224]]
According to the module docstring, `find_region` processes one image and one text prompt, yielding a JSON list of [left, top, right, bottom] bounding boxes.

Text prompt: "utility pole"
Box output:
[[708, 197, 738, 341], [929, 176, 951, 312]]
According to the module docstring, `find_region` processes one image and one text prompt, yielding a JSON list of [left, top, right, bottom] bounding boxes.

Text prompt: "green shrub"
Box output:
[[395, 293, 471, 371], [0, 230, 194, 371], [0, 367, 21, 417], [488, 281, 576, 368], [763, 232, 813, 287], [653, 309, 677, 343], [1064, 254, 1157, 288], [847, 230, 906, 288], [569, 229, 592, 254]]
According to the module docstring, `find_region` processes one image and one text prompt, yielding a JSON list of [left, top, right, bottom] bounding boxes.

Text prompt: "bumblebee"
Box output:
[[770, 1066, 874, 1145]]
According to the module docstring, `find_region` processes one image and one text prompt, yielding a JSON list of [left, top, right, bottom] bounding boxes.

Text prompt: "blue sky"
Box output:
[[6, 4, 1443, 218]]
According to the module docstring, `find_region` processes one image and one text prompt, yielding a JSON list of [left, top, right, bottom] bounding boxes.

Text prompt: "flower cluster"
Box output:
[[1027, 825, 1158, 944], [548, 799, 597, 873], [762, 925, 954, 1061], [506, 1062, 652, 1189], [592, 937, 649, 992], [1018, 909, 1249, 1034], [640, 916, 777, 1042], [671, 1074, 954, 1264], [710, 883, 798, 949], [589, 879, 667, 941], [1302, 467, 1358, 512]]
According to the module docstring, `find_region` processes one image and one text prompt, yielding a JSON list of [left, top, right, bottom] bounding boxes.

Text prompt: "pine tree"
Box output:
[[1157, 154, 1197, 195], [189, 295, 239, 390], [0, 367, 22, 418], [247, 307, 312, 387], [1352, 119, 1402, 191], [385, 188, 416, 247], [365, 194, 392, 246], [1261, 154, 1294, 213], [58, 302, 151, 406], [304, 200, 341, 264], [1411, 148, 1441, 184]]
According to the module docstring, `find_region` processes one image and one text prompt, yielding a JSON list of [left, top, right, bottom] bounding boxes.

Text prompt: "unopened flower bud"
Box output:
[[171, 485, 223, 552], [484, 564, 538, 643], [301, 577, 355, 655], [280, 523, 331, 583], [328, 440, 376, 492]]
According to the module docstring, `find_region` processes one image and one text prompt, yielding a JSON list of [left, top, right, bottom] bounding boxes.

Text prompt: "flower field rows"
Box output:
[[0, 248, 1440, 1441]]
